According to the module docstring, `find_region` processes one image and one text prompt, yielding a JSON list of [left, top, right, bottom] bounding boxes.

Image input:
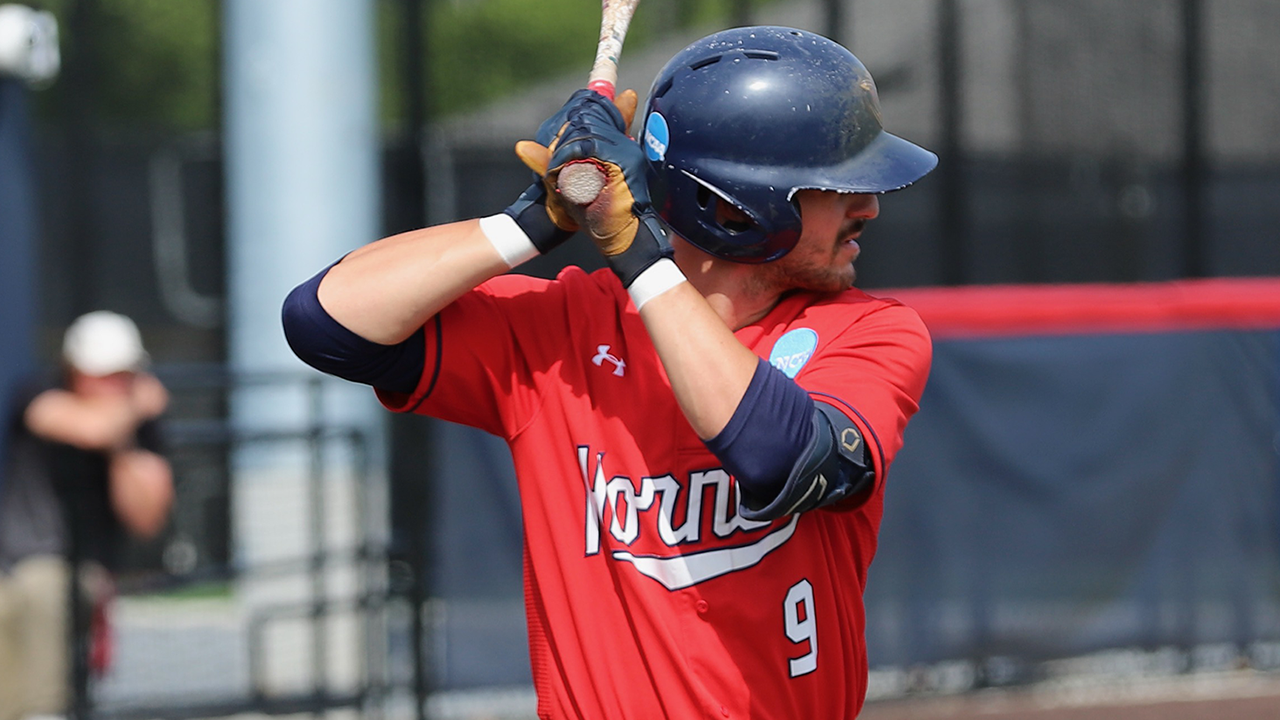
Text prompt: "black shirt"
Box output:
[[0, 373, 164, 572]]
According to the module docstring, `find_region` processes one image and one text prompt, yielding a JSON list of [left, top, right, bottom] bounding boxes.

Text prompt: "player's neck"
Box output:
[[673, 240, 784, 331]]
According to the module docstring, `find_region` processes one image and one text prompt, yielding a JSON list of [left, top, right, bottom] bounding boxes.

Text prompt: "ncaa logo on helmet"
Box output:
[[644, 112, 669, 162]]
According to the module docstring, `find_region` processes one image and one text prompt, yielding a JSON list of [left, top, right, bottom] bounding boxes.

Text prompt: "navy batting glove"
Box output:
[[535, 89, 599, 147], [548, 93, 673, 288], [500, 91, 616, 254], [502, 182, 574, 254]]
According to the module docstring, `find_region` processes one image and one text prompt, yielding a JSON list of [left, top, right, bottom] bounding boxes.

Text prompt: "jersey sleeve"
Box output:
[[795, 300, 932, 491], [374, 272, 576, 440]]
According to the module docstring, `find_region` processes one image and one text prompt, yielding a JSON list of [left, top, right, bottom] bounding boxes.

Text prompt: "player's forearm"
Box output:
[[109, 449, 174, 539], [317, 219, 510, 345], [637, 282, 759, 439], [25, 390, 142, 451]]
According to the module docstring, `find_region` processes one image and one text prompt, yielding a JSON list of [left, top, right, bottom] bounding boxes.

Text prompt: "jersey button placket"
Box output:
[[695, 599, 709, 615]]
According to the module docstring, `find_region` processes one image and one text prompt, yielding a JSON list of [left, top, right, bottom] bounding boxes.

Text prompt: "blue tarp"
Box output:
[[867, 329, 1280, 666]]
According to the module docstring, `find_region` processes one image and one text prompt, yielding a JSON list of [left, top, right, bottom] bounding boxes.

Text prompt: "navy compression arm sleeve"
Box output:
[[281, 265, 425, 395], [704, 359, 815, 506]]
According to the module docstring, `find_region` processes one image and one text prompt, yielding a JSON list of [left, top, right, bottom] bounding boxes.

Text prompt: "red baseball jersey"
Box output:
[[378, 266, 931, 719]]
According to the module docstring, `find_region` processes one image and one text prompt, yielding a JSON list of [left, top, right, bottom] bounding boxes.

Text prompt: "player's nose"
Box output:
[[845, 193, 880, 220]]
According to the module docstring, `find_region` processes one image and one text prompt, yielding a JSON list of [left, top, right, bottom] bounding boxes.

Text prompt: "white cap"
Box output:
[[62, 311, 149, 376], [0, 4, 61, 87]]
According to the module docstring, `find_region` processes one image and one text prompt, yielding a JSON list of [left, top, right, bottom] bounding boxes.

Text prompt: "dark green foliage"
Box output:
[[29, 0, 767, 130], [35, 0, 218, 132]]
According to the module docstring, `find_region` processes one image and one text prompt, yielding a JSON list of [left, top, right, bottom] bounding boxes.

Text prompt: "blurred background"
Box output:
[[0, 0, 1278, 718]]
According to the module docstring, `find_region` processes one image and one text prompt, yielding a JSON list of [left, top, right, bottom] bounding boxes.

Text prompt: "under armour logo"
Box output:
[[592, 344, 626, 377]]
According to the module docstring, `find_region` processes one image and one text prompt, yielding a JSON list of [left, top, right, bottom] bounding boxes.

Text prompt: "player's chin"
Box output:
[[803, 264, 856, 293]]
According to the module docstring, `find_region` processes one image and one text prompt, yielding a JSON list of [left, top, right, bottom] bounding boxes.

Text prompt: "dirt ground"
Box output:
[[859, 671, 1280, 719]]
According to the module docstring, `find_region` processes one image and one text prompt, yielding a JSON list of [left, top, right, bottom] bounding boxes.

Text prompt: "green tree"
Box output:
[[31, 0, 768, 131], [35, 0, 218, 132], [409, 0, 759, 119]]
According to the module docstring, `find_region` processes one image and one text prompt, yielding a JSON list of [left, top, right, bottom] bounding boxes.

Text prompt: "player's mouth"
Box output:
[[839, 219, 868, 257]]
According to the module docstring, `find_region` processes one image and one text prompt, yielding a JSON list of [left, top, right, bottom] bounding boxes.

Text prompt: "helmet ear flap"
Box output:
[[695, 185, 714, 212], [666, 169, 799, 263], [694, 186, 760, 242], [692, 184, 740, 243], [704, 190, 757, 236]]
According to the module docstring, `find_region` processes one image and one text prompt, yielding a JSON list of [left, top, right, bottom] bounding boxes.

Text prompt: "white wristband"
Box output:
[[479, 214, 539, 268], [627, 258, 686, 311]]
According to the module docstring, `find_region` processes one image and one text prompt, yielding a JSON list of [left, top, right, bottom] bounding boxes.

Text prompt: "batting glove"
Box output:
[[501, 92, 621, 254], [501, 182, 572, 255], [516, 89, 672, 288], [515, 89, 634, 235]]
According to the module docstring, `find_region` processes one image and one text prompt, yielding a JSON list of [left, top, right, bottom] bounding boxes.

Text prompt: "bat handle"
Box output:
[[586, 78, 617, 100], [557, 161, 608, 207], [556, 78, 615, 206]]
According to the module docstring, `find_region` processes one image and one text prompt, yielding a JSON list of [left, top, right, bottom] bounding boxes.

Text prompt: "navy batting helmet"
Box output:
[[641, 26, 937, 263]]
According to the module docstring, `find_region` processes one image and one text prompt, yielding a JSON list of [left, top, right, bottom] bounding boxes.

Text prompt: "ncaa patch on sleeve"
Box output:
[[770, 328, 818, 378]]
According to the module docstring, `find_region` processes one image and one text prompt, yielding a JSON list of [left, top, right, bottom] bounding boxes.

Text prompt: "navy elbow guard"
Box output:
[[739, 401, 875, 521]]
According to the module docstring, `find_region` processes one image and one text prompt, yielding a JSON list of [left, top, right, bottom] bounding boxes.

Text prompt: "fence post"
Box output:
[[823, 0, 846, 46], [386, 2, 433, 717], [1181, 0, 1206, 278], [937, 0, 967, 286]]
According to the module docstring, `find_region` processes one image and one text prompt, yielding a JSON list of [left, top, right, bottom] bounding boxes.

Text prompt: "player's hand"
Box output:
[[514, 88, 639, 235], [518, 89, 672, 288], [502, 181, 574, 254], [504, 94, 607, 252], [129, 372, 169, 420]]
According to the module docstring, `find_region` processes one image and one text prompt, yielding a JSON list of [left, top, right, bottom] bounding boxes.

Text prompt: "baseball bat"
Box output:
[[556, 0, 641, 206]]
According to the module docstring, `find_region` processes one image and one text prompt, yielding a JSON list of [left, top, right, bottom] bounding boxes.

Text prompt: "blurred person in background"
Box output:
[[0, 310, 173, 720]]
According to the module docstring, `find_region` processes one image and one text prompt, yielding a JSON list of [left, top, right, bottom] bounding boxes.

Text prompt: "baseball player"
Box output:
[[285, 26, 936, 719]]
